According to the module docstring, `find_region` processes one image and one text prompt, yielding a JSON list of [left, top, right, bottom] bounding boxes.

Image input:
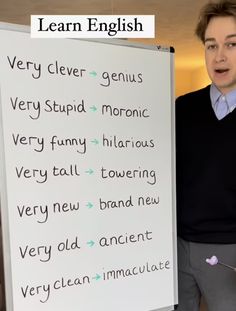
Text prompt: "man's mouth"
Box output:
[[215, 68, 229, 73]]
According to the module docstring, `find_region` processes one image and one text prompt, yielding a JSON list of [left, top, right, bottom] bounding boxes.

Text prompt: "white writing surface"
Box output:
[[0, 27, 177, 311]]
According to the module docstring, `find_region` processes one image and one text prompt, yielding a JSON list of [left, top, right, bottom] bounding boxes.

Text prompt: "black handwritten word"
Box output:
[[103, 260, 170, 281], [44, 99, 86, 117], [52, 164, 80, 177], [50, 135, 86, 154], [10, 96, 41, 120], [12, 133, 44, 152], [21, 274, 90, 303], [57, 236, 81, 252], [17, 204, 49, 224], [103, 134, 154, 149], [53, 275, 90, 291], [138, 195, 160, 206], [10, 96, 86, 120], [101, 167, 157, 185], [17, 201, 80, 224], [19, 244, 52, 262], [15, 166, 47, 183], [100, 71, 143, 87], [102, 104, 149, 118], [47, 61, 86, 78], [53, 201, 80, 215], [21, 283, 50, 303], [99, 195, 133, 210], [7, 55, 41, 79], [99, 230, 152, 247]]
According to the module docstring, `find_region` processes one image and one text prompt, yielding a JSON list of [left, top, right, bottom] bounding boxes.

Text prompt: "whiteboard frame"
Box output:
[[0, 21, 177, 311]]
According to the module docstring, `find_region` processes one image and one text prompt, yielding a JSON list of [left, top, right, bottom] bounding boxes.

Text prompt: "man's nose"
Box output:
[[215, 46, 226, 63]]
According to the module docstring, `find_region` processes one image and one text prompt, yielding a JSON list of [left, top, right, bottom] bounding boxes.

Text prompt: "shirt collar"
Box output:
[[210, 84, 221, 104], [210, 84, 236, 113]]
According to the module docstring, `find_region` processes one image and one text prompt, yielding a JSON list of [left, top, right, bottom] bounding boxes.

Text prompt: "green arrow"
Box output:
[[90, 105, 97, 112], [85, 169, 94, 175], [87, 240, 95, 247], [91, 139, 99, 145], [89, 71, 97, 77], [86, 202, 93, 209], [92, 274, 101, 281]]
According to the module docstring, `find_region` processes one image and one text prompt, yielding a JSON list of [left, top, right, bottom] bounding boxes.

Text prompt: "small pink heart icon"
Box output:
[[206, 255, 218, 266]]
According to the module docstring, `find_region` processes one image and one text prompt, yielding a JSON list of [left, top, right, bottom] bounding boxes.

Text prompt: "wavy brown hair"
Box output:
[[195, 0, 236, 42]]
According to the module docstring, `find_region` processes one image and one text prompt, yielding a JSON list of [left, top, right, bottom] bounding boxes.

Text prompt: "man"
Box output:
[[176, 1, 236, 310]]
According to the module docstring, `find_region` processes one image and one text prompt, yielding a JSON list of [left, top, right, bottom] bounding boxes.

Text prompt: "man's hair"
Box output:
[[195, 0, 236, 42]]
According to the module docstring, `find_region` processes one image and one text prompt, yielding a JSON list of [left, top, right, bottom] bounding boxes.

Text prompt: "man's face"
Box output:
[[205, 16, 236, 94]]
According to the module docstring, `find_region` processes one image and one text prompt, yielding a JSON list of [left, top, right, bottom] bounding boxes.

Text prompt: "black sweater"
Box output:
[[176, 85, 236, 243]]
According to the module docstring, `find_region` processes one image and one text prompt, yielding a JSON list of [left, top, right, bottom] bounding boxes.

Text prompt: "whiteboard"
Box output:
[[0, 22, 177, 311]]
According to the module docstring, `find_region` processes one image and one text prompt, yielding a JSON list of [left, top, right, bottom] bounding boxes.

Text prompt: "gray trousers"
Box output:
[[176, 237, 236, 311]]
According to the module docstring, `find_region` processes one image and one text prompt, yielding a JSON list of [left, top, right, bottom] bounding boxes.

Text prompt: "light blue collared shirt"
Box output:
[[210, 84, 236, 120]]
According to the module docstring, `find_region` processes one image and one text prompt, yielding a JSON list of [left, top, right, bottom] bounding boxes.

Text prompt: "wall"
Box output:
[[175, 68, 192, 98], [175, 65, 211, 98]]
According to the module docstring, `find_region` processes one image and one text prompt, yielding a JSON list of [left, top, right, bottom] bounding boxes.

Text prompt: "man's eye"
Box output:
[[226, 42, 236, 48], [206, 44, 216, 50]]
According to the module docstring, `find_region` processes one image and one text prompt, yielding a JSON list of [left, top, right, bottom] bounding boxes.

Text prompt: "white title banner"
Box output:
[[31, 15, 155, 38]]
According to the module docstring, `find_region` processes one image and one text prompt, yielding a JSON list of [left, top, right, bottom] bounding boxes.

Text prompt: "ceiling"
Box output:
[[0, 0, 210, 69]]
